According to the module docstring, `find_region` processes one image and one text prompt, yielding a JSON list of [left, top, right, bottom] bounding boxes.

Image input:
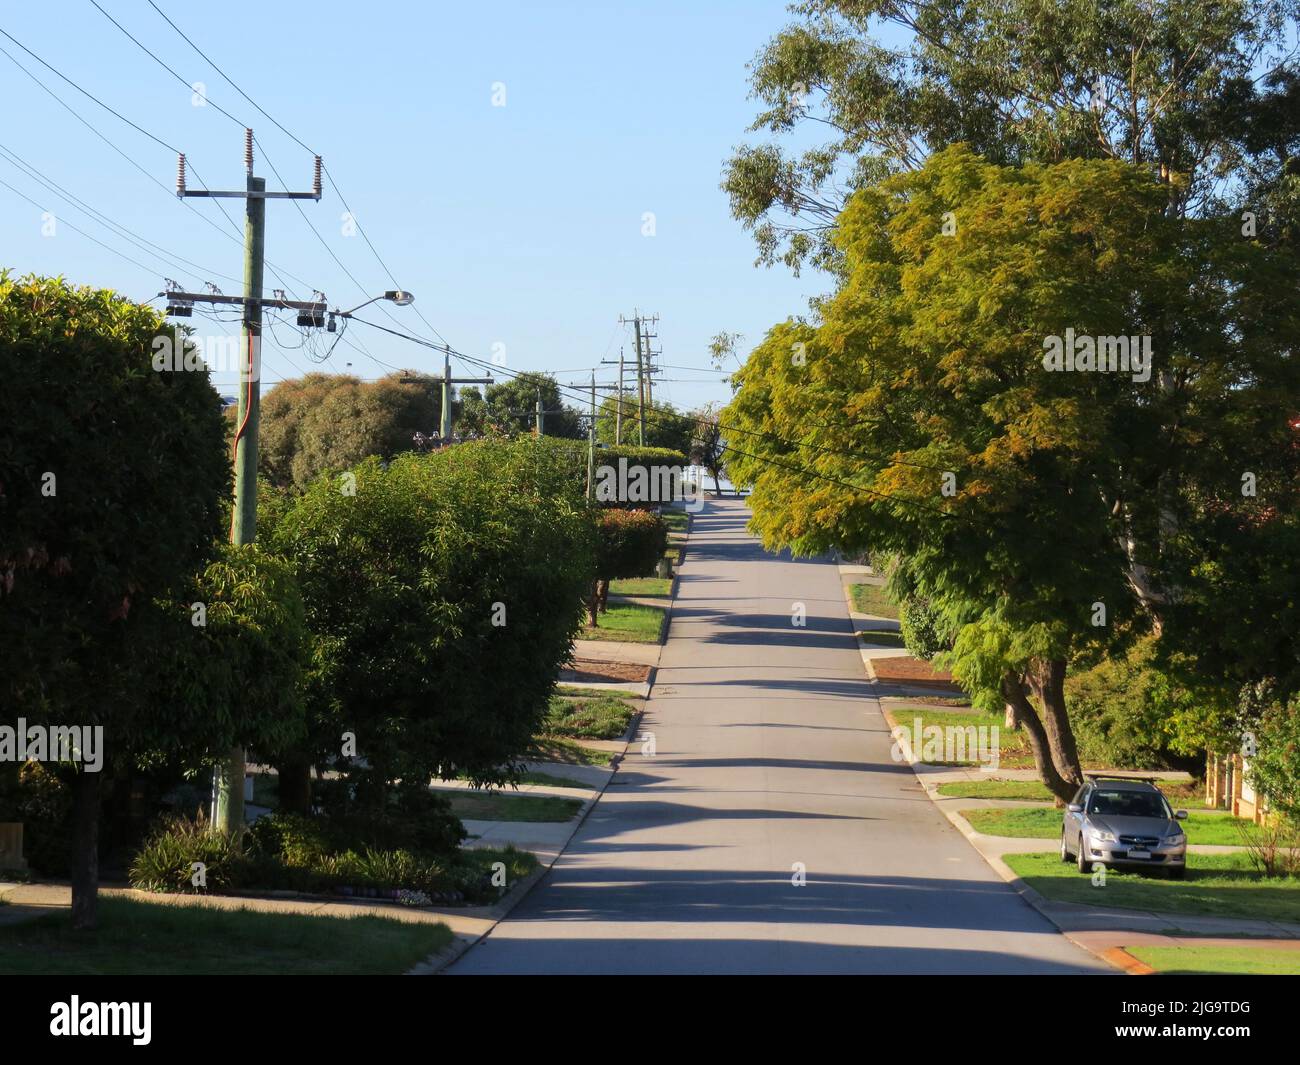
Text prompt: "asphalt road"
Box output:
[[451, 496, 1108, 974]]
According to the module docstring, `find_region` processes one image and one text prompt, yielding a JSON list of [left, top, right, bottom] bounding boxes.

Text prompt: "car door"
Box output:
[[1067, 784, 1090, 850]]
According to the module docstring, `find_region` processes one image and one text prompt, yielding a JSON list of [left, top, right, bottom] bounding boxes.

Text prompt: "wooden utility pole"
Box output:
[[619, 311, 658, 446], [438, 350, 492, 442], [616, 348, 624, 444], [172, 129, 322, 835]]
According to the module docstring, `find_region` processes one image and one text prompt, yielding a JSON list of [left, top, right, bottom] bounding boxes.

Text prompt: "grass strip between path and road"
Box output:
[[0, 895, 452, 975], [609, 576, 672, 598], [848, 582, 898, 619], [963, 806, 1254, 846], [576, 603, 665, 643], [1004, 851, 1300, 925], [1125, 944, 1300, 975], [442, 791, 583, 823], [541, 693, 637, 740], [526, 737, 615, 767]]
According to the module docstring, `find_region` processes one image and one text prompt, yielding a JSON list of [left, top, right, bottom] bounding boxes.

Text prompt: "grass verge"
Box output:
[[849, 582, 898, 619], [577, 603, 665, 643], [938, 779, 1055, 801], [443, 791, 582, 823], [1126, 944, 1300, 974], [0, 895, 452, 975], [525, 737, 615, 767], [609, 577, 672, 597], [542, 693, 636, 740], [1004, 851, 1300, 925]]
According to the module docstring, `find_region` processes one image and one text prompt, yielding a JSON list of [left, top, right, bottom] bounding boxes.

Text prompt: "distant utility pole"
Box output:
[[619, 311, 658, 446], [169, 129, 322, 836], [599, 348, 626, 444], [535, 390, 544, 438], [562, 377, 621, 490], [438, 350, 493, 442]]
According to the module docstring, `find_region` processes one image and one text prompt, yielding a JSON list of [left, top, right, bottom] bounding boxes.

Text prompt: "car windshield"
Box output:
[[1087, 789, 1169, 819]]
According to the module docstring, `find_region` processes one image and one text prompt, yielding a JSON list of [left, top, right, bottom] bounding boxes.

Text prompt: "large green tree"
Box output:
[[263, 437, 596, 810], [258, 371, 440, 490], [457, 372, 583, 440], [0, 274, 230, 927], [724, 0, 1300, 273], [723, 147, 1300, 800]]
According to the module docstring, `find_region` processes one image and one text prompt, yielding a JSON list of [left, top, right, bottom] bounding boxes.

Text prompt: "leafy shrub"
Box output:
[[1064, 637, 1207, 771], [1247, 697, 1300, 826], [899, 595, 950, 660], [129, 815, 252, 893]]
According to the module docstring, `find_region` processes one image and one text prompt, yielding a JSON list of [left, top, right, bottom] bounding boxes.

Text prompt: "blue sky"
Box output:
[[0, 0, 831, 412]]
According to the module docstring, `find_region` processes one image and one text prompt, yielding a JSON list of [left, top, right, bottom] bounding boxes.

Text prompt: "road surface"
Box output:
[[451, 497, 1107, 974]]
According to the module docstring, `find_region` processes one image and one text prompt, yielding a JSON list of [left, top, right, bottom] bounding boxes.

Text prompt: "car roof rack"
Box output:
[[1083, 773, 1160, 784]]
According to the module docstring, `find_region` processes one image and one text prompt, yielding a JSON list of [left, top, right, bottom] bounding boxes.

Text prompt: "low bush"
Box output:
[[128, 814, 253, 893], [131, 807, 510, 905]]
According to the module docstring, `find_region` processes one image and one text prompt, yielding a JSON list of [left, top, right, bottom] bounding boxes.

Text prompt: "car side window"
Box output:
[[1071, 784, 1089, 807]]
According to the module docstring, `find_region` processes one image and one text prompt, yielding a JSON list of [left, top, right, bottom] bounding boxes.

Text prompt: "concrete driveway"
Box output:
[[450, 497, 1108, 974]]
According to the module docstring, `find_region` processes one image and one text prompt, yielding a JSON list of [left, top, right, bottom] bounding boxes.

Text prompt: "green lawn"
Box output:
[[577, 603, 665, 643], [542, 693, 636, 740], [1004, 851, 1300, 924], [661, 509, 689, 533], [857, 629, 906, 647], [442, 790, 582, 823], [849, 582, 898, 619], [1128, 944, 1300, 974], [963, 807, 1253, 846], [0, 895, 451, 975], [609, 576, 672, 597], [938, 779, 1055, 801], [525, 737, 615, 767]]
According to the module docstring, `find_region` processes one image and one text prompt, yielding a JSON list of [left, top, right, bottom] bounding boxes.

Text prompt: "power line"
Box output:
[[0, 178, 160, 277], [0, 32, 314, 294], [140, 3, 450, 348], [0, 141, 244, 287]]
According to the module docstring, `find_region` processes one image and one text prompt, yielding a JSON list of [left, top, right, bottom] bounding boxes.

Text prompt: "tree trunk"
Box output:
[[276, 758, 313, 815], [1027, 657, 1084, 791], [597, 578, 610, 614], [1003, 700, 1019, 731], [1001, 673, 1076, 804], [70, 769, 101, 930], [587, 581, 600, 627]]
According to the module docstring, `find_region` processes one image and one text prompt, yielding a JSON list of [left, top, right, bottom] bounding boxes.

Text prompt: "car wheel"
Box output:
[[1060, 830, 1070, 863], [1076, 833, 1090, 874]]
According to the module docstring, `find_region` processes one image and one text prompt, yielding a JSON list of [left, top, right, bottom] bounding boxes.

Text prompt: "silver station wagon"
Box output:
[[1060, 775, 1188, 878]]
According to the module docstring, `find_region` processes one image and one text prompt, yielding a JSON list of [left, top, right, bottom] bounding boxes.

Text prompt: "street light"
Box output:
[[329, 290, 415, 332]]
